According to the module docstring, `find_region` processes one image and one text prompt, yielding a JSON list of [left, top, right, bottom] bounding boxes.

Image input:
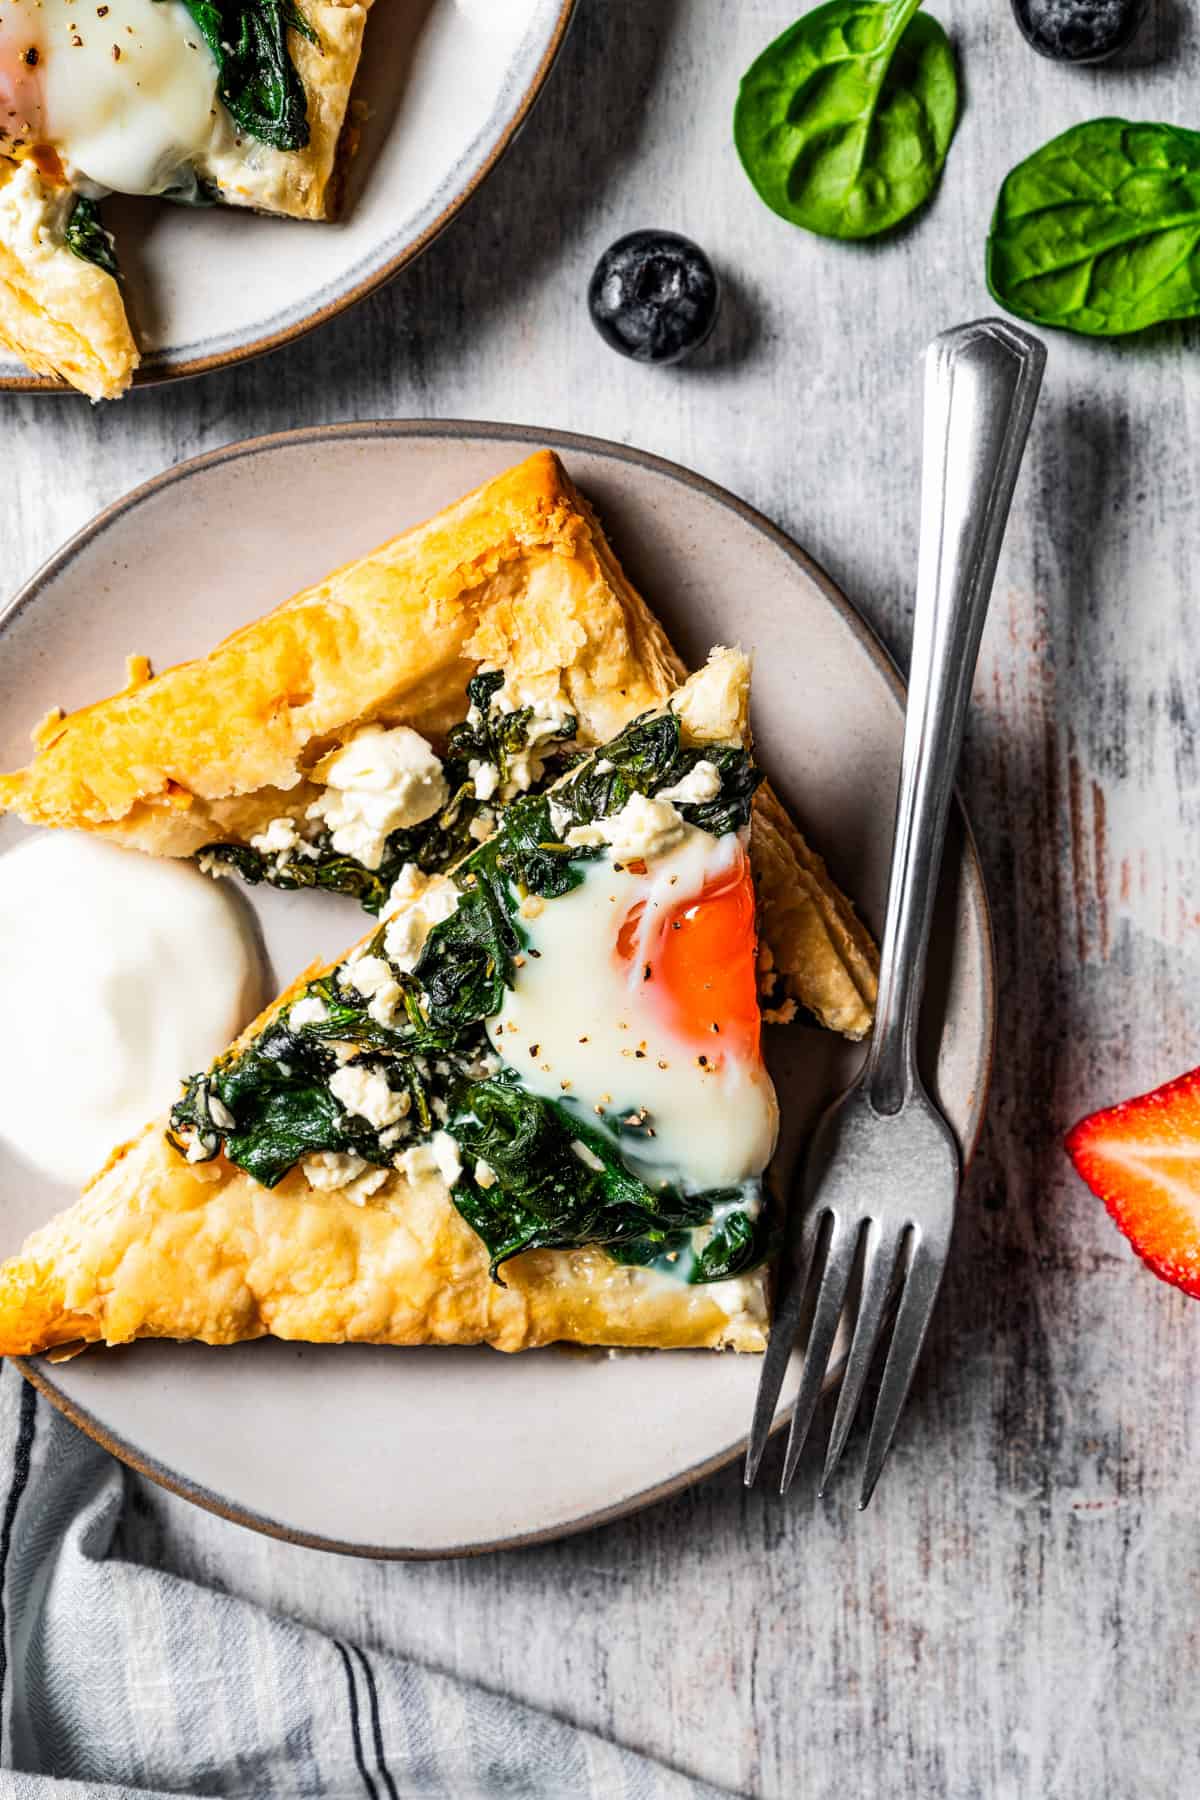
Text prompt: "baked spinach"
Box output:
[[450, 1076, 715, 1279], [552, 708, 762, 838], [168, 1015, 437, 1187], [178, 1, 316, 152], [64, 196, 119, 279], [733, 0, 959, 239], [988, 118, 1200, 337], [608, 1198, 772, 1286], [172, 697, 769, 1286]]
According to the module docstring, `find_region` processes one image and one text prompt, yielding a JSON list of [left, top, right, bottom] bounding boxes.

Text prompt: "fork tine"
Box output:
[[743, 1204, 828, 1486], [858, 1228, 948, 1509], [778, 1213, 859, 1493], [818, 1222, 904, 1497]]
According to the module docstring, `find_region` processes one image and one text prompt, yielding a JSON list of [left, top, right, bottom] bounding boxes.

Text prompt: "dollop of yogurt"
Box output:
[[0, 833, 263, 1187]]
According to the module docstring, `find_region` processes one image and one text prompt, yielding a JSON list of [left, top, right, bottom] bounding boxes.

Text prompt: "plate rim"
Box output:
[[0, 1, 578, 395], [6, 419, 997, 1556]]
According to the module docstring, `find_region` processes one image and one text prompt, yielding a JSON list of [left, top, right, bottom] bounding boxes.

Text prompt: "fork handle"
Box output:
[[862, 319, 1046, 1116]]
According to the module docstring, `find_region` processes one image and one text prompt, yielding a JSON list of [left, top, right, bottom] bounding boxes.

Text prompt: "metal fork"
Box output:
[[746, 318, 1046, 1508]]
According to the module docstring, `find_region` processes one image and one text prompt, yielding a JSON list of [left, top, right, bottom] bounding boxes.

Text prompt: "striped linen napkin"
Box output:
[[0, 1364, 733, 1800]]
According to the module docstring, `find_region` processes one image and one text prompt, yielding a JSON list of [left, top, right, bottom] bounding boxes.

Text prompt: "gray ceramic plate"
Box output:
[[0, 1, 575, 390], [0, 424, 994, 1556]]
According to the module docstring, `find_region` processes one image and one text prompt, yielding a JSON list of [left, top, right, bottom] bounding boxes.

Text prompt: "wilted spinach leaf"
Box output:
[[168, 1017, 434, 1187], [64, 196, 119, 279], [734, 0, 958, 240], [179, 1, 316, 152], [988, 118, 1200, 337], [450, 1076, 717, 1279]]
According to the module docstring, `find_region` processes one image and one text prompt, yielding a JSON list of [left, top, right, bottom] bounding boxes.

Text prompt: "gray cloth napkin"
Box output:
[[0, 1364, 732, 1800]]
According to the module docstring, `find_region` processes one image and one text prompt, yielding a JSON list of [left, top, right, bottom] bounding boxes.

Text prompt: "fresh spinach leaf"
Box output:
[[178, 1, 316, 152], [733, 0, 959, 239], [987, 118, 1200, 337], [64, 196, 119, 279]]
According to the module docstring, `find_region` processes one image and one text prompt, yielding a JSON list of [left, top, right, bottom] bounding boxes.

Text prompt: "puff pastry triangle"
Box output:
[[0, 653, 782, 1356]]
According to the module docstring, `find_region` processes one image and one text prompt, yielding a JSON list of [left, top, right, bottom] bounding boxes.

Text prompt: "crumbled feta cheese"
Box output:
[[396, 1130, 462, 1187], [396, 1142, 435, 1181], [469, 759, 499, 802], [341, 954, 403, 1027], [382, 871, 459, 972], [571, 1139, 606, 1174], [301, 1151, 390, 1206], [548, 798, 572, 839], [329, 1063, 409, 1130], [183, 1131, 212, 1164], [474, 1158, 498, 1189], [491, 687, 575, 799], [430, 1130, 462, 1186], [468, 813, 496, 844], [302, 1150, 367, 1189], [307, 726, 449, 870], [288, 996, 329, 1031], [565, 791, 688, 862], [251, 816, 301, 856], [196, 852, 235, 880], [657, 760, 722, 806], [209, 1095, 236, 1132]]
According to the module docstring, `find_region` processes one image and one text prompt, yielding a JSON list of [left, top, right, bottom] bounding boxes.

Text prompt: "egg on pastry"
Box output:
[[0, 653, 788, 1357], [0, 0, 374, 397]]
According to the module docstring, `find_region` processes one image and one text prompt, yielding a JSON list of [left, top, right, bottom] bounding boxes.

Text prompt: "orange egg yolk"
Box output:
[[616, 847, 761, 1066]]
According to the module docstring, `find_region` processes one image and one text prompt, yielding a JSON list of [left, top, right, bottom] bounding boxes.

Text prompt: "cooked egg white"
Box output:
[[0, 0, 218, 196], [487, 828, 778, 1194]]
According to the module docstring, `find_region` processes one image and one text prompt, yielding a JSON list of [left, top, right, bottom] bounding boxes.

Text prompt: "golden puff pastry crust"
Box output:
[[0, 658, 774, 1360], [0, 449, 877, 1036], [0, 1128, 768, 1359], [199, 3, 375, 221], [0, 158, 139, 401]]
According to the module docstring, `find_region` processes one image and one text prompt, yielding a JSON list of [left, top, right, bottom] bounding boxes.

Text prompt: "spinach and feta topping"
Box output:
[[197, 673, 580, 914], [451, 1074, 772, 1282], [171, 698, 770, 1286]]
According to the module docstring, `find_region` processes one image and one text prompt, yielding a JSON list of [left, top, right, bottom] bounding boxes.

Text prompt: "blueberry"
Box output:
[[587, 230, 720, 366], [1010, 0, 1146, 61]]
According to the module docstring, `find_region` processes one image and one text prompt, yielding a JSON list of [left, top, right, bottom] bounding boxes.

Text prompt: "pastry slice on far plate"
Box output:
[[0, 1, 374, 396], [0, 651, 788, 1355]]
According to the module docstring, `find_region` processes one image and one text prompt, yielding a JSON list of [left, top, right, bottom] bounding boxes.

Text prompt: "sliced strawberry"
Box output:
[[1066, 1065, 1200, 1299]]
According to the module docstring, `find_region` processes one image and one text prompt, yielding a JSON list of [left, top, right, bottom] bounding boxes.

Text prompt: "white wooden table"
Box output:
[[4, 3, 1198, 1793]]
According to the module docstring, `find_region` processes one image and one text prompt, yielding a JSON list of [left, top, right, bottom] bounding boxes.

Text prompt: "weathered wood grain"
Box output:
[[4, 1, 1200, 1794]]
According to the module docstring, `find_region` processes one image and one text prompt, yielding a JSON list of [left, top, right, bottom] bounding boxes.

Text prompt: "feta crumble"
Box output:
[[382, 869, 460, 972], [307, 726, 449, 870], [565, 791, 688, 862], [329, 1063, 409, 1131], [288, 996, 329, 1031], [657, 760, 722, 806]]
